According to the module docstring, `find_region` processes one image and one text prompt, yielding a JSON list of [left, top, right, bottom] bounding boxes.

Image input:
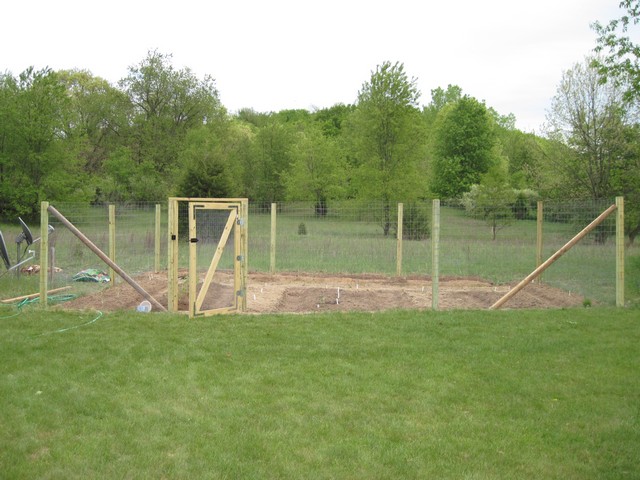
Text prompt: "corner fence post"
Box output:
[[396, 203, 403, 276], [39, 201, 49, 307], [536, 200, 543, 279], [432, 199, 440, 310], [270, 203, 277, 274], [108, 204, 116, 286], [616, 196, 625, 307]]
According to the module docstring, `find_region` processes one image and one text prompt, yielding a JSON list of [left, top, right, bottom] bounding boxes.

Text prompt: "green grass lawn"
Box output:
[[1, 306, 638, 479]]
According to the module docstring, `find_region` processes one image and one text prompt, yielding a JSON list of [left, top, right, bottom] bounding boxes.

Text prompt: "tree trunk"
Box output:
[[628, 222, 640, 246], [383, 201, 391, 236]]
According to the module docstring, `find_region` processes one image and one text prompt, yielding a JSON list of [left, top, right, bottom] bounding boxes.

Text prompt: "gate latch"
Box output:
[[190, 237, 199, 243]]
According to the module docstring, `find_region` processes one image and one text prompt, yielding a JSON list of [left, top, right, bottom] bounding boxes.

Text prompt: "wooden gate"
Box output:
[[168, 198, 248, 317]]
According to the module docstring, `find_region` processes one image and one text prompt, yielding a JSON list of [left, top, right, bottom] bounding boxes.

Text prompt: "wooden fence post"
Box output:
[[155, 203, 161, 273], [396, 203, 403, 276], [616, 196, 625, 307], [39, 202, 49, 307], [239, 199, 249, 311], [432, 199, 440, 311], [167, 198, 179, 312], [108, 205, 116, 285], [270, 203, 277, 274], [536, 201, 543, 280]]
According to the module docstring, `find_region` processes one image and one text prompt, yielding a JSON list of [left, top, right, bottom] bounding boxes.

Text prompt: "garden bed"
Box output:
[[58, 270, 585, 313]]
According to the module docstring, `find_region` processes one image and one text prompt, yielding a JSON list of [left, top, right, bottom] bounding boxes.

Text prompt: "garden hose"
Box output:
[[38, 310, 103, 336], [1, 292, 103, 335], [15, 294, 78, 309], [0, 294, 76, 318]]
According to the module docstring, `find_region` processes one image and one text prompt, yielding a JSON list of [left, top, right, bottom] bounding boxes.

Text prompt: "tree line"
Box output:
[[1, 2, 640, 243]]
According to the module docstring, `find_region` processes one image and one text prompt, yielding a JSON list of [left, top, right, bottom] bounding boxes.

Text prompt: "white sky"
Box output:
[[1, 0, 627, 133]]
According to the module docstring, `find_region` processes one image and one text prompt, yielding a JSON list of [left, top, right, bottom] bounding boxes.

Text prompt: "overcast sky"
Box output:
[[1, 0, 629, 132]]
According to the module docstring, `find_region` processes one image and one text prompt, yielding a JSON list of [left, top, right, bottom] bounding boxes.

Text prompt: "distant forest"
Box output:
[[1, 32, 639, 242]]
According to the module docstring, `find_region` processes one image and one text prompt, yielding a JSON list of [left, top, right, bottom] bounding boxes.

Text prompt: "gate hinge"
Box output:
[[237, 217, 245, 226]]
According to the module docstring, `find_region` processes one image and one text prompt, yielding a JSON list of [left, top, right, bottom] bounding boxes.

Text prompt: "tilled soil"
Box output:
[[58, 270, 584, 313]]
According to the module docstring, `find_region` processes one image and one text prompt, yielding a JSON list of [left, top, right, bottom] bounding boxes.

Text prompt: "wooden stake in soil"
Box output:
[[2, 286, 71, 304]]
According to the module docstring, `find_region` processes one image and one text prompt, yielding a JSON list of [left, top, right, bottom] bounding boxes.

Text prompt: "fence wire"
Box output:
[[44, 202, 165, 283], [0, 198, 629, 306]]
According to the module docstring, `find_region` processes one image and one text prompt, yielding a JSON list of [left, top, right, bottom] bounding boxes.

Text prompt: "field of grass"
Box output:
[[1, 305, 638, 479]]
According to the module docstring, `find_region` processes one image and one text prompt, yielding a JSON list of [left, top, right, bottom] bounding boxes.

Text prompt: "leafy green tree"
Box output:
[[423, 84, 463, 125], [431, 96, 497, 198], [58, 69, 130, 174], [118, 50, 221, 194], [592, 0, 640, 103], [592, 3, 640, 244], [423, 85, 464, 166], [0, 68, 90, 218], [275, 109, 312, 125], [610, 123, 640, 244], [250, 121, 295, 204], [546, 58, 631, 200], [175, 112, 244, 199], [235, 108, 271, 128], [347, 61, 427, 235], [96, 147, 165, 202], [461, 165, 516, 240], [497, 129, 545, 189], [177, 153, 235, 199], [313, 103, 355, 137], [284, 124, 347, 213]]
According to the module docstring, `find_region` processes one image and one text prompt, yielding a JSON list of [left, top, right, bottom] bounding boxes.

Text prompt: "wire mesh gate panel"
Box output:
[[168, 198, 248, 317]]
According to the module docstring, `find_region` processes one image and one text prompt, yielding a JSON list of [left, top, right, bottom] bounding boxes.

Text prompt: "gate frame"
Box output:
[[167, 197, 248, 316]]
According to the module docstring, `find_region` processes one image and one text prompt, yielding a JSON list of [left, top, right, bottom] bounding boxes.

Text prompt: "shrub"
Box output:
[[392, 203, 430, 240], [512, 189, 539, 220]]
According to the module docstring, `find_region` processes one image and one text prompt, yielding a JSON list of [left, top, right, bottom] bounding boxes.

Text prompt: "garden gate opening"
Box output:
[[167, 198, 248, 317]]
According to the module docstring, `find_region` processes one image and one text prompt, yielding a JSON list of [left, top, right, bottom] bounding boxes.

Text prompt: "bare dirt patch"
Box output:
[[58, 270, 584, 313]]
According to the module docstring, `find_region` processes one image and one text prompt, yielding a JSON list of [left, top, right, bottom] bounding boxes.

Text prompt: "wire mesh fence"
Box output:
[[251, 199, 623, 305], [47, 202, 165, 282], [0, 197, 630, 307]]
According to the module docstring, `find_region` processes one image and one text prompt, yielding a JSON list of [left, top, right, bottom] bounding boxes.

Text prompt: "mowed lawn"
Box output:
[[0, 306, 638, 479]]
